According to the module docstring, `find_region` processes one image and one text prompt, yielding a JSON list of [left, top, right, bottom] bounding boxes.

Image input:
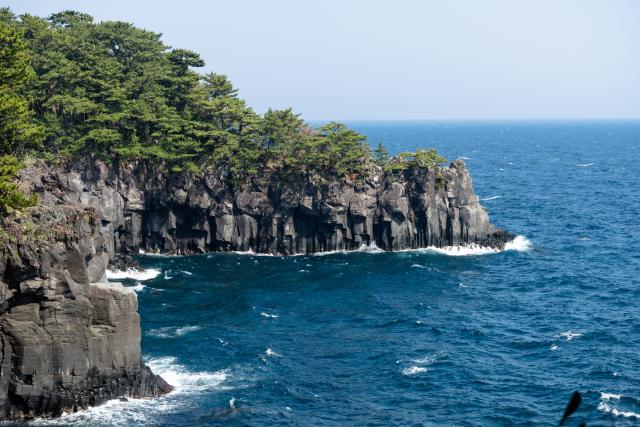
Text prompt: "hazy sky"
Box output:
[[4, 0, 640, 120]]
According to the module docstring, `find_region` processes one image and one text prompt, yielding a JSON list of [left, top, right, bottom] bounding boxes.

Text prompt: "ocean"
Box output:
[[36, 121, 640, 426]]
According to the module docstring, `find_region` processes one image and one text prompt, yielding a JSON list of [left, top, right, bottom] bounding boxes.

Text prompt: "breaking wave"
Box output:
[[106, 268, 161, 281], [147, 325, 202, 339], [32, 356, 229, 426], [598, 393, 640, 420], [402, 366, 428, 375]]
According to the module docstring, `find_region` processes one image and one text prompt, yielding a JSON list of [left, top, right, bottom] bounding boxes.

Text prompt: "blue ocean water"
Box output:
[[42, 121, 640, 426]]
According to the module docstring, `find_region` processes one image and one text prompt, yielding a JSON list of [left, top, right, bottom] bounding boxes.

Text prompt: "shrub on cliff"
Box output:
[[0, 155, 36, 214], [384, 149, 448, 173]]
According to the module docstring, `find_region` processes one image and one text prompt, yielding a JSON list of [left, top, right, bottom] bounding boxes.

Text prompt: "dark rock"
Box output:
[[0, 158, 511, 420], [0, 179, 171, 421], [18, 159, 510, 256]]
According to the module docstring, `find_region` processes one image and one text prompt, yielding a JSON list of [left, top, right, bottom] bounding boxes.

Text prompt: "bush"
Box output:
[[0, 155, 36, 214]]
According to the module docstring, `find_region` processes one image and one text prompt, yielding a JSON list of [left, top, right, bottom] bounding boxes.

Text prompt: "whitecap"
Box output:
[[601, 392, 622, 400], [147, 325, 202, 339], [106, 268, 161, 281], [598, 402, 640, 419], [481, 195, 502, 201], [33, 356, 228, 426], [402, 366, 428, 375], [555, 331, 582, 341], [180, 270, 193, 276], [129, 282, 146, 292], [577, 163, 594, 167], [550, 344, 559, 351], [265, 348, 281, 357], [504, 235, 533, 252], [260, 312, 279, 319], [145, 356, 229, 394], [413, 244, 500, 256], [458, 156, 471, 160], [299, 269, 309, 273]]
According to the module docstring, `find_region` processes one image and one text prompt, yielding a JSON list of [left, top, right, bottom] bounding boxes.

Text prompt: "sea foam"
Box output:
[[402, 366, 428, 375], [33, 356, 228, 426], [106, 268, 161, 281], [147, 325, 202, 339]]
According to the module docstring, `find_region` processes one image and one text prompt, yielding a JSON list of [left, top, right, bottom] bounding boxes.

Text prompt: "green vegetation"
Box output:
[[0, 7, 448, 212], [383, 149, 448, 173], [0, 15, 41, 213]]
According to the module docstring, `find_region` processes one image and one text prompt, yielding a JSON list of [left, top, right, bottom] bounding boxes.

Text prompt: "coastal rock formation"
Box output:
[[0, 183, 171, 420], [21, 159, 510, 256], [0, 159, 508, 420]]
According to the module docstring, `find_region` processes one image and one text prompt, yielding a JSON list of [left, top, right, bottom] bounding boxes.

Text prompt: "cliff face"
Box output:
[[38, 159, 510, 256], [0, 159, 508, 419], [0, 173, 171, 420]]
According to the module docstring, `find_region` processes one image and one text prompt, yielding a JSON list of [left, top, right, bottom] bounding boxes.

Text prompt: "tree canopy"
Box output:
[[0, 6, 448, 204]]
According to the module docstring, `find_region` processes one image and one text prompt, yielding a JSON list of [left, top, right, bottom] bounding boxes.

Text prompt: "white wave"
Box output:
[[356, 241, 384, 253], [414, 244, 500, 256], [577, 163, 594, 167], [265, 348, 281, 357], [598, 402, 640, 419], [402, 366, 428, 375], [550, 344, 559, 351], [481, 195, 502, 201], [601, 392, 622, 400], [147, 325, 202, 339], [129, 283, 146, 292], [555, 331, 582, 341], [146, 356, 228, 394], [106, 268, 160, 281], [33, 356, 228, 426], [180, 270, 193, 276], [310, 241, 383, 257], [458, 156, 471, 160], [260, 312, 279, 319], [412, 352, 444, 365], [299, 269, 309, 273], [231, 249, 275, 257], [504, 235, 532, 252]]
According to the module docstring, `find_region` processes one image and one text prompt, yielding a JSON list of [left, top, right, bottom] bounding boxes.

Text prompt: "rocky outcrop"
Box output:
[[0, 158, 509, 420], [18, 159, 510, 256], [0, 184, 171, 420]]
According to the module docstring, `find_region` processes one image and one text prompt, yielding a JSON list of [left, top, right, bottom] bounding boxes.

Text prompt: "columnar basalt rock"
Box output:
[[22, 159, 510, 257], [0, 159, 509, 420], [0, 189, 171, 421]]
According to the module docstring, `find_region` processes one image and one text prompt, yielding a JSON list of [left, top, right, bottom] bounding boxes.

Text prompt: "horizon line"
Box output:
[[304, 117, 640, 123]]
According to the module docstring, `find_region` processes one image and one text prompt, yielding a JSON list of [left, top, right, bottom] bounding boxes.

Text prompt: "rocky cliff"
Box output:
[[0, 159, 508, 420], [0, 168, 172, 420], [31, 159, 510, 256]]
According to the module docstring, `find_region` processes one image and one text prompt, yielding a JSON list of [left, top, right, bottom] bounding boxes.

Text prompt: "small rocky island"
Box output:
[[0, 9, 511, 420]]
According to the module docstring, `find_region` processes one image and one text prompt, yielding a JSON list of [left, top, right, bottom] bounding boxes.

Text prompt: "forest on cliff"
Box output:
[[0, 8, 446, 213]]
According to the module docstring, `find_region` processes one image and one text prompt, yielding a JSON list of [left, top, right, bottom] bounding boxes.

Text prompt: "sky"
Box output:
[[3, 0, 640, 121]]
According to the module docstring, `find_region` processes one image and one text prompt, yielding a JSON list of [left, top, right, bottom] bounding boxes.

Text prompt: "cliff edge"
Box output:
[[0, 172, 172, 420], [0, 159, 509, 419], [29, 159, 511, 256]]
